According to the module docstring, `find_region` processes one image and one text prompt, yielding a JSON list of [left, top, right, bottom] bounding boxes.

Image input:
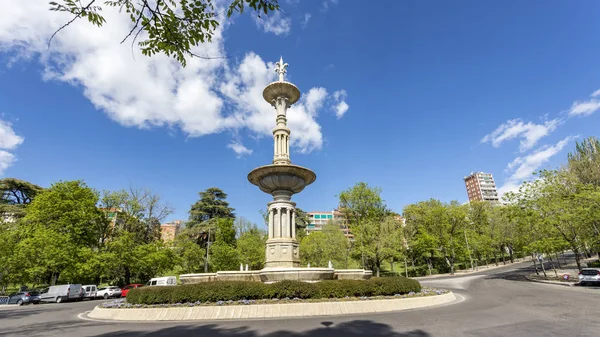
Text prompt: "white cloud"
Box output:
[[568, 99, 600, 117], [227, 141, 253, 157], [252, 11, 291, 36], [0, 150, 16, 176], [0, 120, 23, 175], [590, 88, 600, 97], [498, 136, 573, 199], [332, 90, 349, 119], [301, 13, 312, 29], [481, 118, 560, 152], [0, 1, 346, 156], [0, 120, 24, 150], [322, 0, 339, 11]]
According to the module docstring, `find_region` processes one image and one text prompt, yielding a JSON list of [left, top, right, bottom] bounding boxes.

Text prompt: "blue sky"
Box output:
[[1, 0, 600, 226]]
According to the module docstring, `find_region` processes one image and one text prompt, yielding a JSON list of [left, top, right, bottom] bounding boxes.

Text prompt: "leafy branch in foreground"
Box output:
[[48, 0, 280, 66]]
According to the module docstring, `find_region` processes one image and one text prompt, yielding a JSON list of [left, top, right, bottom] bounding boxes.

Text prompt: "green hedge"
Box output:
[[127, 277, 421, 305], [587, 260, 600, 268]]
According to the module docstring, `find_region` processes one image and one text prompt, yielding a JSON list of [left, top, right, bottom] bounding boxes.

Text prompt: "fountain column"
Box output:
[[248, 57, 315, 269]]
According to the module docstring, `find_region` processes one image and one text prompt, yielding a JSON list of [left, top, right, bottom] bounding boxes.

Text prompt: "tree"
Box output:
[[173, 234, 206, 274], [236, 228, 266, 270], [48, 0, 280, 66], [189, 188, 235, 227], [568, 136, 600, 186], [21, 180, 106, 248], [338, 182, 387, 270], [0, 178, 43, 219]]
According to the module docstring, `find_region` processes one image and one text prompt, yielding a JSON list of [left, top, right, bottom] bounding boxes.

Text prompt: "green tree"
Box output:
[[338, 182, 387, 270], [173, 234, 206, 274], [189, 187, 235, 225], [568, 136, 600, 186], [210, 242, 239, 272], [48, 0, 281, 66], [236, 228, 266, 270], [0, 178, 43, 219], [300, 222, 350, 269]]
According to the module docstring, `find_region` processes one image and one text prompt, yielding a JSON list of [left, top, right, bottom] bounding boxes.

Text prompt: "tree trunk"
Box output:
[[574, 248, 582, 271], [484, 255, 489, 268], [531, 253, 540, 276], [509, 246, 514, 263], [493, 253, 499, 266], [539, 256, 547, 278], [549, 256, 558, 278], [404, 258, 408, 278], [390, 260, 394, 273], [501, 247, 506, 265], [124, 266, 131, 285]]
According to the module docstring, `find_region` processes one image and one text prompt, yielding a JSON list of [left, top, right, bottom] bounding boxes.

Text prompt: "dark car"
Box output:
[[8, 291, 41, 305]]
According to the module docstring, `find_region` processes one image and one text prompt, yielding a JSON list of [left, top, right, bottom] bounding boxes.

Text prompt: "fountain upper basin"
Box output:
[[248, 164, 316, 195]]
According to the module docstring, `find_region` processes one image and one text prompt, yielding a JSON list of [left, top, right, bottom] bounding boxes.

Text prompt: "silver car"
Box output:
[[7, 291, 41, 305], [578, 268, 600, 285]]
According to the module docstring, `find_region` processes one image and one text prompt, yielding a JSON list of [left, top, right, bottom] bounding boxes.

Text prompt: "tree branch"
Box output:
[[48, 0, 97, 50]]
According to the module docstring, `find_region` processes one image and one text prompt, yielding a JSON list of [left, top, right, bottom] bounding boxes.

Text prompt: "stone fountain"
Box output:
[[180, 58, 372, 284]]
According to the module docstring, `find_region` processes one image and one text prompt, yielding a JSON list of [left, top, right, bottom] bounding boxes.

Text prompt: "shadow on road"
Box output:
[[0, 306, 69, 320], [95, 320, 430, 337]]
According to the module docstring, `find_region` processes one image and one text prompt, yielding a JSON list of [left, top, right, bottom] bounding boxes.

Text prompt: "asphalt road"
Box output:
[[1, 261, 599, 337]]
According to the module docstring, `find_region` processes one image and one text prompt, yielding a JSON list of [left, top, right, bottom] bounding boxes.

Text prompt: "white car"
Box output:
[[96, 286, 122, 299], [578, 268, 600, 285]]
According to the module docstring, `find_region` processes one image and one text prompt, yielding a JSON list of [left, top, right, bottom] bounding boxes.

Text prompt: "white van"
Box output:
[[82, 285, 98, 299], [146, 276, 177, 286], [40, 284, 83, 303]]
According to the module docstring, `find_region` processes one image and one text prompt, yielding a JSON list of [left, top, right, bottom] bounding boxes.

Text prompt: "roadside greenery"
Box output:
[[1, 136, 599, 290], [126, 278, 422, 305]]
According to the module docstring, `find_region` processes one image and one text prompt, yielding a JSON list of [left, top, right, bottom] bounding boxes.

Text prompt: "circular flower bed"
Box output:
[[100, 287, 448, 309], [124, 278, 422, 305]]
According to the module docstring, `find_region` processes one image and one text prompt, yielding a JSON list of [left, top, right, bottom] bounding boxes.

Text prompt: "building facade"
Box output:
[[463, 172, 499, 203], [306, 210, 354, 239], [160, 220, 182, 242]]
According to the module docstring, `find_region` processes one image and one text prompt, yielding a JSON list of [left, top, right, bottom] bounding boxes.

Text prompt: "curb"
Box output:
[[413, 258, 532, 280], [87, 292, 456, 321], [524, 275, 576, 287]]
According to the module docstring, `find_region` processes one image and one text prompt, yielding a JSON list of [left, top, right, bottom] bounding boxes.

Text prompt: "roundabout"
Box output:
[[1, 260, 599, 336], [86, 291, 456, 321]]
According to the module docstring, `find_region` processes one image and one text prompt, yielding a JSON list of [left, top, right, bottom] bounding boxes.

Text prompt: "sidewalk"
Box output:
[[413, 257, 532, 280]]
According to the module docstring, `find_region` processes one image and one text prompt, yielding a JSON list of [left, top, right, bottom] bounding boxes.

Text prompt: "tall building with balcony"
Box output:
[[464, 172, 499, 203], [306, 209, 353, 239]]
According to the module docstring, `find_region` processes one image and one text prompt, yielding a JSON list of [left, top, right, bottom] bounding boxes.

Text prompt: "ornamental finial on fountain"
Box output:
[[275, 56, 288, 82]]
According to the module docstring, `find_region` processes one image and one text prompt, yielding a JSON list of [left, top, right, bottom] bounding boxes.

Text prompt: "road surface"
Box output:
[[1, 261, 598, 336]]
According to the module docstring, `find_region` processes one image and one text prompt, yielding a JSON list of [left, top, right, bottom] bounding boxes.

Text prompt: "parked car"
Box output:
[[146, 276, 177, 286], [120, 284, 144, 297], [579, 268, 600, 285], [7, 291, 40, 305], [82, 285, 98, 299], [39, 284, 83, 303], [96, 286, 122, 299]]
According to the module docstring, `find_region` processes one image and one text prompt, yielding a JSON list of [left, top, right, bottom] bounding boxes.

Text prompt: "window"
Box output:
[[327, 214, 333, 219], [314, 214, 320, 219]]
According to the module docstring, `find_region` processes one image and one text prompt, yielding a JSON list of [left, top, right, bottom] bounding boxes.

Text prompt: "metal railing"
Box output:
[[0, 296, 9, 305]]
